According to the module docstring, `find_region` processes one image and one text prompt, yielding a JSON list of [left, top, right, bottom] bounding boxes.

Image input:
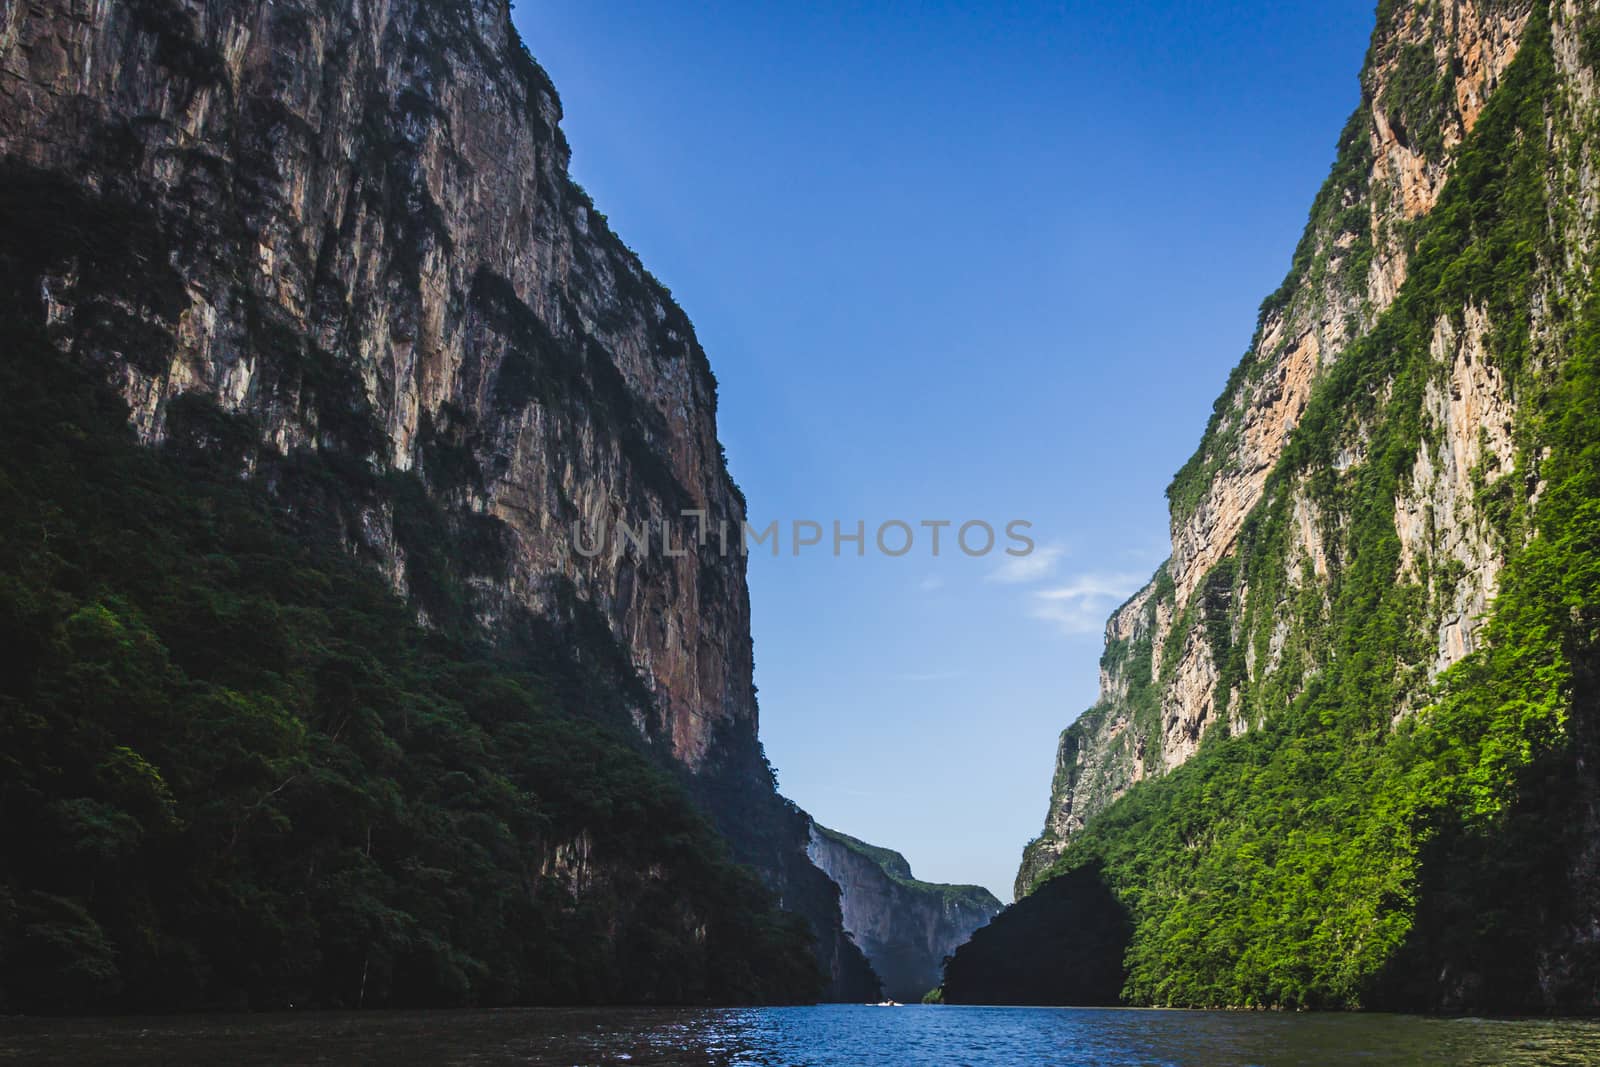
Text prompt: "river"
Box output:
[[3, 1004, 1598, 1064]]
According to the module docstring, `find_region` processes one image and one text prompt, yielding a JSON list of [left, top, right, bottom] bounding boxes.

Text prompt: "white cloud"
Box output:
[[1034, 572, 1145, 602], [987, 543, 1065, 585], [1028, 571, 1147, 636], [918, 574, 945, 592]]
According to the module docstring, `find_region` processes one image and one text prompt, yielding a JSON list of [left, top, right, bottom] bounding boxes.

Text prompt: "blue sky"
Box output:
[[514, 1, 1377, 900]]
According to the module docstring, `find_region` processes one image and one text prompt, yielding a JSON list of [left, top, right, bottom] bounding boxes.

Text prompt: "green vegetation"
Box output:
[[941, 865, 1130, 1007], [1166, 106, 1375, 527], [813, 826, 997, 914], [0, 329, 822, 1013], [999, 7, 1600, 1011], [1379, 41, 1456, 160], [0, 0, 859, 1011]]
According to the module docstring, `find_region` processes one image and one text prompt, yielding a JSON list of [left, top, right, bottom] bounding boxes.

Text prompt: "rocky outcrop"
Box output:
[[0, 0, 744, 769], [806, 825, 1000, 1002], [1017, 0, 1564, 897], [1395, 307, 1518, 676], [988, 0, 1600, 1011], [0, 0, 873, 995]]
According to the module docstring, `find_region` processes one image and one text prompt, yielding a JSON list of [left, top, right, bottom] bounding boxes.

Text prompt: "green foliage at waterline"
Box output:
[[1005, 8, 1600, 1011], [0, 334, 822, 1013]]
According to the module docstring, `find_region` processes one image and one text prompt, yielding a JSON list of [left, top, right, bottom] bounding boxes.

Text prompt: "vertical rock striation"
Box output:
[[1017, 0, 1547, 898], [0, 0, 874, 996], [996, 0, 1600, 1012], [0, 0, 746, 768], [805, 825, 1000, 1002]]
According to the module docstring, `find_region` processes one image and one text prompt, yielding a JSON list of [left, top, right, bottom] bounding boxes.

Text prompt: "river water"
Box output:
[[3, 1004, 1598, 1065]]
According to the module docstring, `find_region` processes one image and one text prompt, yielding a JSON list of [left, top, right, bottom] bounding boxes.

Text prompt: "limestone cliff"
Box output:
[[992, 0, 1600, 1012], [0, 0, 743, 768], [0, 0, 874, 997], [806, 825, 1000, 1002], [1016, 0, 1554, 898]]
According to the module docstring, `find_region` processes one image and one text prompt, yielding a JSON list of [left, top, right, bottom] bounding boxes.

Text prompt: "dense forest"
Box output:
[[947, 8, 1600, 1012], [0, 0, 895, 1013], [0, 323, 823, 1012]]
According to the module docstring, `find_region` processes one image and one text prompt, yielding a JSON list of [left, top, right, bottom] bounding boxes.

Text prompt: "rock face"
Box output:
[[0, 0, 874, 996], [806, 825, 1000, 1002], [0, 0, 743, 768], [987, 0, 1600, 1012], [1015, 0, 1557, 899]]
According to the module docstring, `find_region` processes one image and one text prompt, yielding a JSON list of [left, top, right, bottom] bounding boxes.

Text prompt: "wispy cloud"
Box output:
[[1034, 573, 1145, 602], [1028, 571, 1147, 635], [987, 543, 1065, 585], [918, 574, 945, 592]]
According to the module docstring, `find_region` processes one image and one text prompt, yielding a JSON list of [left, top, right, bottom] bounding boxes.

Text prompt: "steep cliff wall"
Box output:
[[992, 0, 1600, 1011], [0, 0, 744, 768], [1017, 0, 1543, 897], [0, 0, 875, 999], [0, 332, 828, 1010], [806, 825, 1000, 1002]]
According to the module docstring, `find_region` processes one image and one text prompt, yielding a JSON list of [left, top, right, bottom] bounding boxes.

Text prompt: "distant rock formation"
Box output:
[[807, 824, 1000, 1002]]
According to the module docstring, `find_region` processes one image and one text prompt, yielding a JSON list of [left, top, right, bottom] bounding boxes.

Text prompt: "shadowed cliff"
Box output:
[[940, 865, 1129, 1007], [0, 0, 875, 1006]]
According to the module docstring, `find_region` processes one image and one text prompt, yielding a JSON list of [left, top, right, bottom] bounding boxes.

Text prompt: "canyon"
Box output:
[[980, 0, 1600, 1011], [805, 825, 999, 1003], [0, 0, 976, 1005], [1017, 0, 1546, 897]]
